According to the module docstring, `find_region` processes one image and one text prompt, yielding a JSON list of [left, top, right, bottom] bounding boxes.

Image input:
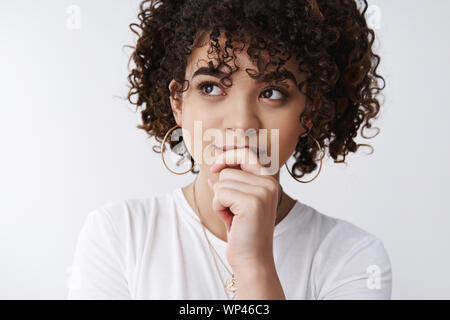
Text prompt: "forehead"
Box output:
[[185, 31, 305, 85]]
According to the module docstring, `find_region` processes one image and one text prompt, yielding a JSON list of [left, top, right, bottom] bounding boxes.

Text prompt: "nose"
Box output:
[[222, 98, 261, 140]]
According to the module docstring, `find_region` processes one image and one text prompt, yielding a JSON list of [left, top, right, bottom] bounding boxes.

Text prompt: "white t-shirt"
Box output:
[[66, 187, 392, 300]]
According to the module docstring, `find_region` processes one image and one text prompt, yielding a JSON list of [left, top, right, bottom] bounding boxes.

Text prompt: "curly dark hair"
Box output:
[[125, 0, 384, 179]]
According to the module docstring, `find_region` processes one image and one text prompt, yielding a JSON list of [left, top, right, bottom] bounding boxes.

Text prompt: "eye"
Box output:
[[260, 88, 288, 101], [196, 81, 224, 96], [195, 80, 289, 101]]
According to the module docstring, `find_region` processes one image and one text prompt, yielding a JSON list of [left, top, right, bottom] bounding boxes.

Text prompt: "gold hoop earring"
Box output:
[[284, 135, 324, 183], [161, 124, 195, 175]]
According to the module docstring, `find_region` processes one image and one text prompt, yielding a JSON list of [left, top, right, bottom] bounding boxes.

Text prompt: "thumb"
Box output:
[[216, 208, 234, 232], [208, 178, 234, 232]]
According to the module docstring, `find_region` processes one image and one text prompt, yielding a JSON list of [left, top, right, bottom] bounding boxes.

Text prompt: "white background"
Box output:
[[1, 0, 449, 299]]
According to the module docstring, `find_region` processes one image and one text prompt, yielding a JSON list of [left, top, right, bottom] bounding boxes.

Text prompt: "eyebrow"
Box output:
[[191, 66, 298, 87]]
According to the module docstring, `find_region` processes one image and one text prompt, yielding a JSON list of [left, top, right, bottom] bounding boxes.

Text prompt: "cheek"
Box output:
[[181, 112, 221, 165], [268, 114, 302, 162], [278, 126, 300, 158]]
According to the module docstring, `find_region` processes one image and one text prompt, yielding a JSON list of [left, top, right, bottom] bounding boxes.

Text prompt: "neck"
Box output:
[[182, 168, 295, 243]]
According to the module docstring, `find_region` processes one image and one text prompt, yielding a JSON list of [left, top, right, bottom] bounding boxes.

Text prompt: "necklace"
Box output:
[[192, 178, 283, 300]]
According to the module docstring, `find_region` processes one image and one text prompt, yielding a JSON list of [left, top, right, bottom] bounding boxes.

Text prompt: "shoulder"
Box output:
[[300, 203, 392, 299], [68, 193, 170, 300], [91, 190, 174, 234], [299, 202, 385, 253]]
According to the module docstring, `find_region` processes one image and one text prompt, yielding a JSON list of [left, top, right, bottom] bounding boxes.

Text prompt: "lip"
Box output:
[[213, 144, 263, 154]]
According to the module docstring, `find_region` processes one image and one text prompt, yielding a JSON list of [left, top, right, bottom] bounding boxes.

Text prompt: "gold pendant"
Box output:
[[225, 274, 236, 293]]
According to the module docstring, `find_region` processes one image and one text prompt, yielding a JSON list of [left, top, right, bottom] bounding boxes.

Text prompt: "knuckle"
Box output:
[[256, 186, 268, 198], [219, 168, 230, 181], [249, 196, 262, 211], [266, 178, 278, 193]]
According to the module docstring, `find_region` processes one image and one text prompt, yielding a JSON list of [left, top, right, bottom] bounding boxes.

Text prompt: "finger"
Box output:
[[210, 147, 271, 176], [212, 187, 249, 232], [214, 167, 277, 190], [212, 186, 253, 217], [216, 208, 234, 232], [211, 179, 278, 216], [210, 147, 259, 173], [212, 178, 263, 199]]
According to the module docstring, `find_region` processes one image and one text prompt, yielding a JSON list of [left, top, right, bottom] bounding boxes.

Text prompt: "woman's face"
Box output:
[[169, 33, 311, 176]]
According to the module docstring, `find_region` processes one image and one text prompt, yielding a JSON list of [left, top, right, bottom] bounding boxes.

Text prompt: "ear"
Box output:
[[168, 79, 183, 126]]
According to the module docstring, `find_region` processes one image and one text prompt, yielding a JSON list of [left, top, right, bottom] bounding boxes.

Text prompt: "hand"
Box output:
[[208, 147, 281, 270]]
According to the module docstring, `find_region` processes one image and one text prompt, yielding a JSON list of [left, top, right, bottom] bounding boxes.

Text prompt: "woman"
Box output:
[[67, 0, 392, 299]]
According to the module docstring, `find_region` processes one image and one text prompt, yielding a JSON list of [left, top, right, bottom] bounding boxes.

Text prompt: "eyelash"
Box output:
[[195, 80, 290, 101]]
